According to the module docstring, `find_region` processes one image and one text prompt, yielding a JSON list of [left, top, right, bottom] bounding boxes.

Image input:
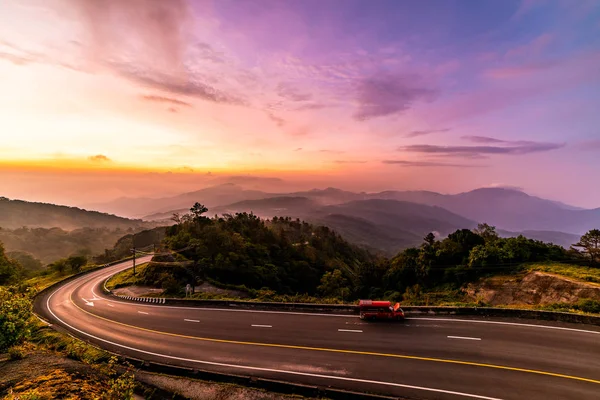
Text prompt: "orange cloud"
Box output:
[[88, 154, 111, 162]]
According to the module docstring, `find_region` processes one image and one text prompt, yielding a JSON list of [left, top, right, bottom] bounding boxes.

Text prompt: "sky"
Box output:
[[1, 0, 600, 208]]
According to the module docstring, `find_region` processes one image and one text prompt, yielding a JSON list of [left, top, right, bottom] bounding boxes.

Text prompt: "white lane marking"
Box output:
[[107, 304, 114, 308], [338, 329, 363, 333], [44, 289, 502, 400], [138, 311, 149, 315], [410, 318, 600, 335], [448, 336, 481, 341], [184, 319, 200, 323], [81, 297, 95, 307], [251, 324, 272, 328]]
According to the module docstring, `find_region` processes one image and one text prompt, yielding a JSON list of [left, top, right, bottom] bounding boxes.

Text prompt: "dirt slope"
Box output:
[[466, 271, 600, 306]]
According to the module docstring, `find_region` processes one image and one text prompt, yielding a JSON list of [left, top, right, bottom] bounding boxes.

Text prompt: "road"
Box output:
[[35, 258, 600, 400]]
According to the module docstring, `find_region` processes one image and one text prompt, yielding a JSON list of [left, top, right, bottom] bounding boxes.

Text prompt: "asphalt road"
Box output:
[[35, 258, 600, 400]]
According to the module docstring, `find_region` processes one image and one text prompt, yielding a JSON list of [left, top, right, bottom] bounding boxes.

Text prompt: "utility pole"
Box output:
[[132, 247, 136, 275]]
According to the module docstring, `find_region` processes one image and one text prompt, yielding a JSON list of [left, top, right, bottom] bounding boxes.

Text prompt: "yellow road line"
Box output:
[[68, 293, 600, 385]]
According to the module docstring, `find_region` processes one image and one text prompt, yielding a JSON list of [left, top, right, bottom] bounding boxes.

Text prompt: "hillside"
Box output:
[[0, 197, 150, 231]]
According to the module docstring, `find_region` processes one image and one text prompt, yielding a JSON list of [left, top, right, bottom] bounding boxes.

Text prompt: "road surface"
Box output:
[[35, 258, 600, 400]]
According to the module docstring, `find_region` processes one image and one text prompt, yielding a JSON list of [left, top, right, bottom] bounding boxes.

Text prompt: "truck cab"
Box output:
[[358, 300, 405, 321]]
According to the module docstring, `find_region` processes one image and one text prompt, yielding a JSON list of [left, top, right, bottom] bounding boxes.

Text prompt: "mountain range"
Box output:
[[131, 184, 599, 234], [3, 184, 596, 257]]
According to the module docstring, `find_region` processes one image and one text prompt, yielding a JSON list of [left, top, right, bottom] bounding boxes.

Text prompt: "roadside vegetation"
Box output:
[[106, 203, 600, 314]]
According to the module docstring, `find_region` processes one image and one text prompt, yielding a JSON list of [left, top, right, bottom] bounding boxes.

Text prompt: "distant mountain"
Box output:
[[431, 188, 600, 234], [0, 197, 151, 231], [85, 183, 274, 218], [123, 183, 599, 238], [211, 197, 318, 218]]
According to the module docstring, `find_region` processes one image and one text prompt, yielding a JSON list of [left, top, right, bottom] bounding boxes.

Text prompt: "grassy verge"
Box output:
[[105, 263, 150, 290], [528, 262, 600, 284]]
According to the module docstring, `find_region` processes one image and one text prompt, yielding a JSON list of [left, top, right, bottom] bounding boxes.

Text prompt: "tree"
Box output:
[[573, 229, 600, 266], [474, 223, 499, 243], [67, 255, 87, 273], [0, 287, 31, 351], [317, 269, 349, 299], [190, 203, 209, 221], [0, 242, 23, 285], [423, 232, 436, 247]]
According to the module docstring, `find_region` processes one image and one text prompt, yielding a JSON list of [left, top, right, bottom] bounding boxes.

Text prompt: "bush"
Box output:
[[8, 345, 26, 360], [0, 287, 32, 351], [577, 299, 600, 314]]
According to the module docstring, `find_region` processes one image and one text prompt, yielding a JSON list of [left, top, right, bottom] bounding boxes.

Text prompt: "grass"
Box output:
[[104, 263, 150, 290], [527, 262, 600, 284]]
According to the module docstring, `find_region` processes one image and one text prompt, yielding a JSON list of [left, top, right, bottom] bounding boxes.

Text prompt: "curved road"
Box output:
[[35, 258, 600, 400]]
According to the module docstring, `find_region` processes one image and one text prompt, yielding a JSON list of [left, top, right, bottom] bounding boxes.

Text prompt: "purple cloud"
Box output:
[[353, 73, 437, 121], [400, 141, 565, 157], [382, 160, 479, 168], [462, 136, 507, 144], [277, 82, 312, 102], [112, 63, 244, 105], [406, 128, 451, 138]]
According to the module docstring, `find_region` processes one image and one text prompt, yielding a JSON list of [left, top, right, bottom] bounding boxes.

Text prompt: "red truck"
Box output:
[[358, 300, 405, 321]]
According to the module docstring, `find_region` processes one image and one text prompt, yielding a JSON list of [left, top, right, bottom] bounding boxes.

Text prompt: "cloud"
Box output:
[[294, 148, 303, 151], [73, 0, 191, 72], [400, 141, 565, 158], [113, 64, 244, 105], [462, 136, 507, 144], [405, 128, 451, 138], [88, 154, 111, 162], [382, 160, 479, 168], [277, 82, 312, 102], [294, 103, 328, 111], [319, 149, 345, 154], [487, 183, 524, 191], [334, 160, 367, 164], [267, 112, 286, 127], [141, 94, 192, 107], [353, 73, 437, 121]]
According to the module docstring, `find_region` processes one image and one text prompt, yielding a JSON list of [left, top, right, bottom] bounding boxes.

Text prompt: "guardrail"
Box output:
[[103, 289, 600, 326]]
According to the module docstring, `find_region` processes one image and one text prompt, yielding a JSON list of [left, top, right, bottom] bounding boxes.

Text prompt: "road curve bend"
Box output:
[[34, 259, 600, 400]]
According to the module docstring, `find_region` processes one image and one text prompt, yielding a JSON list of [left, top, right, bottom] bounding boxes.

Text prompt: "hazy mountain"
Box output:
[[0, 197, 150, 231], [86, 183, 274, 218], [129, 184, 598, 237], [432, 188, 600, 234], [211, 196, 318, 218]]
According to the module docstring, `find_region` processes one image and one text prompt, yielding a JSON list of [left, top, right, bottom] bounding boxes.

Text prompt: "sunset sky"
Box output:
[[1, 0, 600, 208]]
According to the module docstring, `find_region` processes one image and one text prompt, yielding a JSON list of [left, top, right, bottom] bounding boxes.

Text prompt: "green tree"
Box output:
[[0, 287, 31, 351], [573, 229, 600, 266], [474, 223, 499, 243], [67, 255, 87, 273], [317, 269, 349, 298], [6, 251, 42, 274], [0, 242, 23, 285]]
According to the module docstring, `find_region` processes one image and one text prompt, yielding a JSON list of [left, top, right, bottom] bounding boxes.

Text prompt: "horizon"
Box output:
[[1, 1, 600, 208]]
